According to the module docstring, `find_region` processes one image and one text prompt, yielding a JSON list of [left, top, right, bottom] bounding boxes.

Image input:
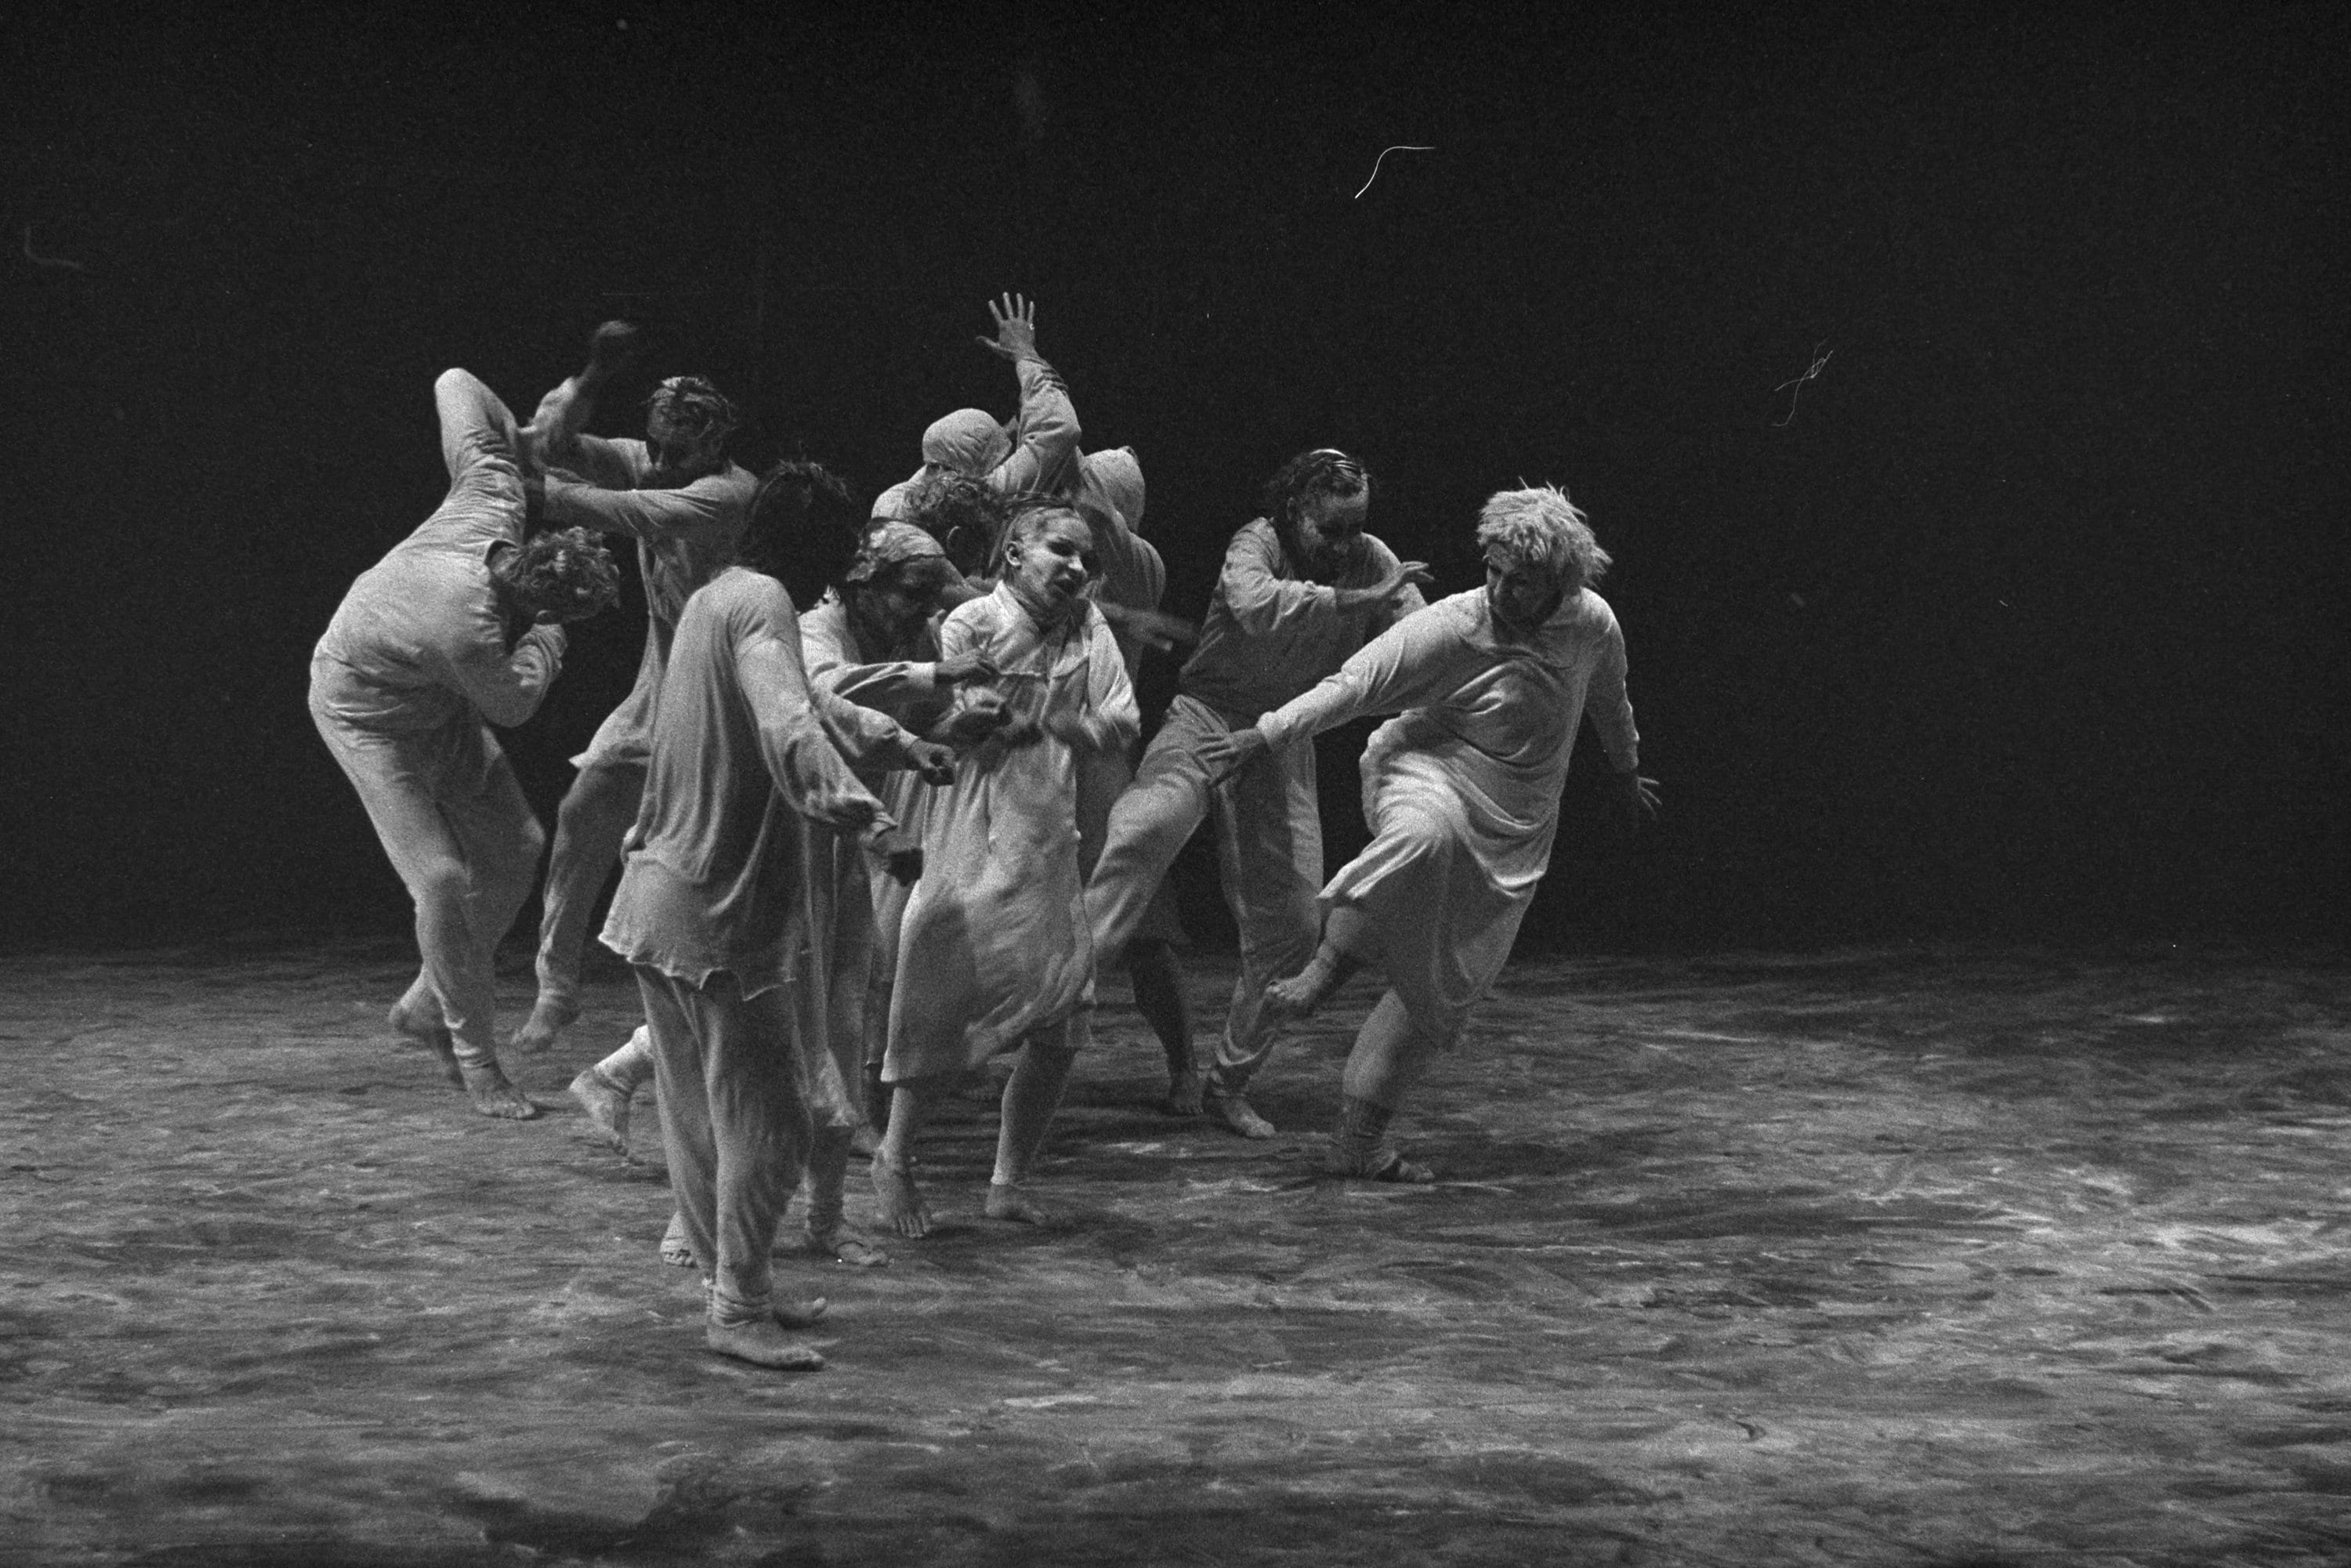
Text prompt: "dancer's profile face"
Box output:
[[1485, 545, 1568, 635], [1292, 490, 1370, 575]]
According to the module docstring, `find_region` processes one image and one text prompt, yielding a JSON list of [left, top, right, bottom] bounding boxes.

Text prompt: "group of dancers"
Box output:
[[308, 299, 1656, 1369]]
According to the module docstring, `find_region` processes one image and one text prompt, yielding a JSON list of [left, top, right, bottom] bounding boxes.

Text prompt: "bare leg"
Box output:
[[1327, 990, 1437, 1182], [800, 1124, 889, 1266], [571, 1026, 657, 1157], [987, 1027, 1080, 1226], [1126, 939, 1202, 1115], [1264, 904, 1381, 1021], [871, 1081, 942, 1238], [517, 756, 646, 1053]]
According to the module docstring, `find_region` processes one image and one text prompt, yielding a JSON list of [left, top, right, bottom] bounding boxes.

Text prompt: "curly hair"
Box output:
[[1475, 485, 1610, 590], [646, 375, 741, 449], [744, 459, 862, 603], [1260, 447, 1371, 556], [502, 527, 622, 622], [904, 469, 1016, 580]]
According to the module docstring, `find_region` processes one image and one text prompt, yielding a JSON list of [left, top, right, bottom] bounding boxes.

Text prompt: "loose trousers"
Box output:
[[1081, 694, 1321, 1086], [311, 702, 543, 1066], [635, 965, 815, 1323]]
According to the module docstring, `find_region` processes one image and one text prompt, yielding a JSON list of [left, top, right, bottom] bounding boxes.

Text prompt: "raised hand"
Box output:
[[976, 293, 1040, 362]]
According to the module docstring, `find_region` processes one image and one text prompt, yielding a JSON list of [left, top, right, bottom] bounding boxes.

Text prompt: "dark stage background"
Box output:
[[6, 5, 2344, 954]]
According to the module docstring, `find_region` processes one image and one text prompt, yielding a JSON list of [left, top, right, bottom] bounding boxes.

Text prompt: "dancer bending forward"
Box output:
[[1202, 486, 1656, 1182], [310, 368, 620, 1118], [872, 502, 1137, 1235]]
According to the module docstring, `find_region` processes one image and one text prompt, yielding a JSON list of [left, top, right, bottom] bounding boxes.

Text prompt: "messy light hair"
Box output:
[[502, 527, 622, 621], [1476, 485, 1610, 591]]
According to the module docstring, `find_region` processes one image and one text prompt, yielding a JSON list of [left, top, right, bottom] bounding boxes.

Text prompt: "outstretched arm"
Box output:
[[975, 294, 1081, 494], [540, 468, 741, 548]]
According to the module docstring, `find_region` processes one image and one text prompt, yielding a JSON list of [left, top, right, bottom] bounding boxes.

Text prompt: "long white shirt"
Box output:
[[885, 584, 1137, 1077], [601, 568, 908, 999], [1257, 586, 1639, 1042]]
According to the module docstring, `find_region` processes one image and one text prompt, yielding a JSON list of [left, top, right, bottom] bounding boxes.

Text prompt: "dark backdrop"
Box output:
[[6, 4, 2344, 953]]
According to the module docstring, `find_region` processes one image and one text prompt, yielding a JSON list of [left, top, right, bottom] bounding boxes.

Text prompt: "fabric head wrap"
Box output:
[[921, 408, 1013, 476], [846, 520, 949, 584], [1079, 447, 1146, 535]]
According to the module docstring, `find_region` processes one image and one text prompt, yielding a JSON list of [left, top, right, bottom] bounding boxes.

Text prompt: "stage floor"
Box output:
[[5, 942, 2349, 1566]]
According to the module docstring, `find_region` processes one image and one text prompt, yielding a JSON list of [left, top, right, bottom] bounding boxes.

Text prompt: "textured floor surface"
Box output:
[[5, 940, 2350, 1567]]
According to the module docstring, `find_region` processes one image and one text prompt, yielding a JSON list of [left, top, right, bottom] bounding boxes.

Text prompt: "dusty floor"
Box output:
[[5, 940, 2350, 1566]]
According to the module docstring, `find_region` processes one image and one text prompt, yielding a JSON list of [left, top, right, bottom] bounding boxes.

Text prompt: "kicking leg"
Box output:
[[1264, 904, 1381, 1020]]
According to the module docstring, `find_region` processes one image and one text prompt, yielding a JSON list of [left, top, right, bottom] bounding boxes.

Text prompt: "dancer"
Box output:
[[1057, 450, 1205, 1113], [568, 472, 972, 1262], [870, 294, 1081, 565], [1081, 449, 1430, 1138], [871, 502, 1138, 1237], [597, 470, 944, 1371], [801, 518, 1020, 1260], [1204, 485, 1656, 1182], [513, 372, 760, 1053], [310, 368, 621, 1118]]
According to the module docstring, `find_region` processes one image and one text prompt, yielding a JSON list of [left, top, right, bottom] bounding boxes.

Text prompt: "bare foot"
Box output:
[[705, 1318, 824, 1371], [1161, 1066, 1205, 1117], [460, 1060, 540, 1120], [1325, 1142, 1435, 1183], [1204, 1090, 1277, 1140], [511, 994, 579, 1056], [772, 1295, 829, 1330], [984, 1182, 1054, 1226], [869, 1154, 931, 1239], [1262, 961, 1335, 1021], [568, 1066, 632, 1155], [806, 1225, 891, 1268], [387, 999, 465, 1086], [659, 1211, 696, 1268]]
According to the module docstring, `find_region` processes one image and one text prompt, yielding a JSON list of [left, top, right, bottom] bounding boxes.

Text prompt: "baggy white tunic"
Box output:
[[885, 584, 1137, 1081], [308, 368, 565, 1064], [1254, 588, 1640, 1050]]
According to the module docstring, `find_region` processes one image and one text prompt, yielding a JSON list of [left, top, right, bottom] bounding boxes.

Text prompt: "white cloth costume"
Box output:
[[600, 567, 914, 1321], [1254, 587, 1639, 1049], [1082, 519, 1423, 1087], [309, 369, 565, 1070], [884, 583, 1137, 1082]]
